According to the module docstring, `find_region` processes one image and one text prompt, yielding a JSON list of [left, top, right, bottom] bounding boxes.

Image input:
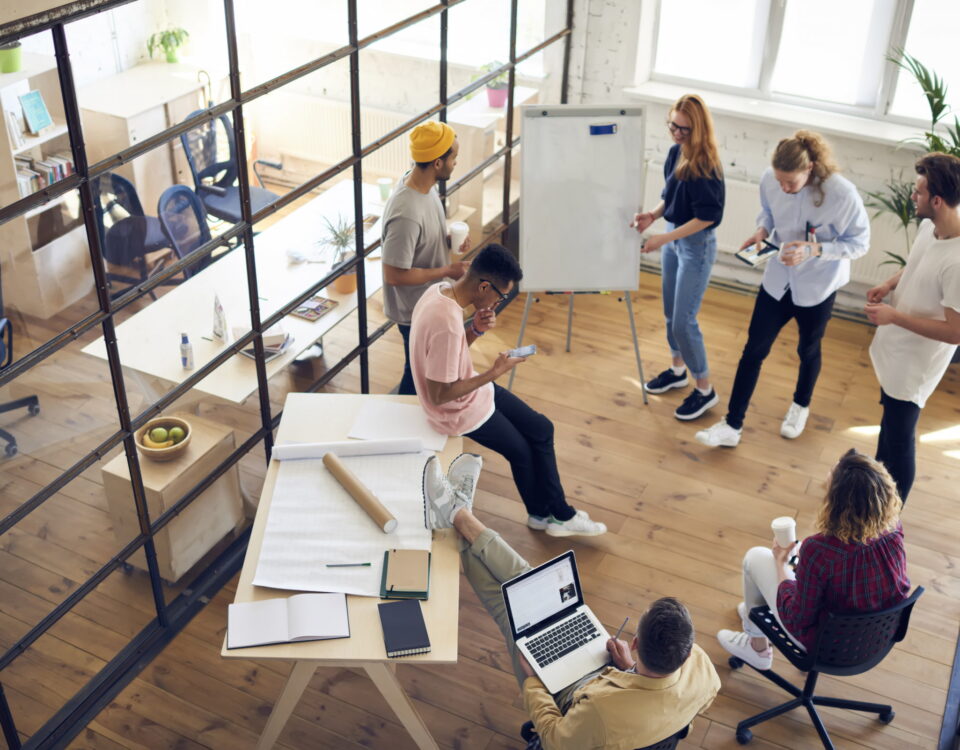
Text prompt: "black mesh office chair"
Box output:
[[727, 587, 924, 748], [0, 315, 39, 457], [179, 109, 280, 223], [156, 185, 216, 277], [520, 720, 689, 750]]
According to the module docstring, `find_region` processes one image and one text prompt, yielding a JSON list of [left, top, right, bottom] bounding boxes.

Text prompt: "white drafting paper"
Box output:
[[272, 438, 422, 461], [253, 451, 431, 596], [347, 401, 447, 452]]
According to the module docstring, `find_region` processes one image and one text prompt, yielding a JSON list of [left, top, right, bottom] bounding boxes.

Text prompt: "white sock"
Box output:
[[671, 365, 685, 376], [697, 385, 712, 396]]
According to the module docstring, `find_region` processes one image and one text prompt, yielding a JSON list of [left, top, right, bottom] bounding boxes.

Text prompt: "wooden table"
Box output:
[[222, 393, 461, 750], [82, 180, 385, 404]]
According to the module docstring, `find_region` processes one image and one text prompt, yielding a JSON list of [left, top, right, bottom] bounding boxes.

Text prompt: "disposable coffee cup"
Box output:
[[377, 177, 393, 202], [449, 221, 469, 253], [771, 516, 797, 548]]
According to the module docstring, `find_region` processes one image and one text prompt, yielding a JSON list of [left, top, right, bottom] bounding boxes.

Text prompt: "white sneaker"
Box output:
[[717, 629, 773, 671], [695, 418, 742, 448], [527, 515, 550, 530], [447, 453, 483, 506], [422, 455, 473, 529], [780, 402, 809, 439], [545, 510, 607, 537]]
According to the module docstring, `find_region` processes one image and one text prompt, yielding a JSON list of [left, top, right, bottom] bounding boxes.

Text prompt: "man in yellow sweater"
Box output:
[[423, 457, 721, 749]]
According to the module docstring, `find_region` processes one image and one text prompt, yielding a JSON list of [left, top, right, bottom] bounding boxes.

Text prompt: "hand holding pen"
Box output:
[[606, 616, 636, 670]]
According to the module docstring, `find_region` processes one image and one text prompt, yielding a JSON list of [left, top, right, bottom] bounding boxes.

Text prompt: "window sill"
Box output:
[[623, 81, 922, 150]]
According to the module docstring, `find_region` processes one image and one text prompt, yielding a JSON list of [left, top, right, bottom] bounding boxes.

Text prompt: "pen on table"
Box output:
[[201, 336, 213, 341], [613, 616, 629, 641], [325, 562, 371, 568]]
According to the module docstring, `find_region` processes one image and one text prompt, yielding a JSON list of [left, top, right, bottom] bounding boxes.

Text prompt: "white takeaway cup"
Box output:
[[449, 221, 469, 253], [771, 516, 797, 548]]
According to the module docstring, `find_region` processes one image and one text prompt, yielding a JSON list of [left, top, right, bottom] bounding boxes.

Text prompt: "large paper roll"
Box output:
[[322, 452, 398, 533], [273, 438, 422, 461]]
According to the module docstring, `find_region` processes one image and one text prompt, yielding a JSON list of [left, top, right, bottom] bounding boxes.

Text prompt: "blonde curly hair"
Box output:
[[816, 449, 902, 545]]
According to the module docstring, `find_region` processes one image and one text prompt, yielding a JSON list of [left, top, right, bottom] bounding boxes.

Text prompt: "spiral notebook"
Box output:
[[378, 599, 430, 658]]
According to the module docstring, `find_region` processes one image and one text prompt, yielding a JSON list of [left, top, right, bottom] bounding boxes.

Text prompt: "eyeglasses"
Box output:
[[667, 120, 692, 137], [480, 278, 508, 304]]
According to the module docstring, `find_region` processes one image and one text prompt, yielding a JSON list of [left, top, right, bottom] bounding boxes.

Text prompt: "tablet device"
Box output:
[[735, 240, 780, 267]]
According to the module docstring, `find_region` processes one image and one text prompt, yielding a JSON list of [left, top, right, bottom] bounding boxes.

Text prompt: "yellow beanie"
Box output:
[[410, 121, 456, 163]]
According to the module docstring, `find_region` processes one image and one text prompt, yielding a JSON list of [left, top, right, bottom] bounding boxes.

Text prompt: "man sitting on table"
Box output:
[[410, 243, 606, 537], [382, 121, 471, 395], [422, 458, 721, 750]]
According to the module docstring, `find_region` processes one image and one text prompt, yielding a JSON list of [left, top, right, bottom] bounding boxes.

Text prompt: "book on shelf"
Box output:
[[5, 109, 24, 150], [18, 90, 53, 135], [226, 592, 350, 649]]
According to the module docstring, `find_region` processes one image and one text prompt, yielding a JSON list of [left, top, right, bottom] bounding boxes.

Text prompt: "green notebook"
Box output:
[[379, 549, 431, 600]]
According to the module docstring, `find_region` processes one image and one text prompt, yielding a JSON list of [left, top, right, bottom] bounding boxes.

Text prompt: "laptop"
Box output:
[[502, 550, 609, 693]]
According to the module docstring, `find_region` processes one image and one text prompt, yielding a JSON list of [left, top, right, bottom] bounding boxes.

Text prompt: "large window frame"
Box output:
[[0, 1, 575, 748]]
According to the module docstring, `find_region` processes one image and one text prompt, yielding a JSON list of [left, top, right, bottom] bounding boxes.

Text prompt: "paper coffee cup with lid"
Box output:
[[771, 516, 797, 548], [449, 221, 469, 253]]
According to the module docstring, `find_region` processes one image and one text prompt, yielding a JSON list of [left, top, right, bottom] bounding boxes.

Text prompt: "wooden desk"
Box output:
[[222, 393, 461, 750], [82, 181, 384, 404]]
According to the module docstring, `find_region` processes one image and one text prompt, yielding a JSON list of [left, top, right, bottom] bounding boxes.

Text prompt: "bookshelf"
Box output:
[[0, 52, 91, 318]]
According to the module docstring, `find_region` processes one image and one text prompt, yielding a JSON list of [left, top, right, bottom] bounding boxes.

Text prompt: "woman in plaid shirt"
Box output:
[[717, 449, 910, 670]]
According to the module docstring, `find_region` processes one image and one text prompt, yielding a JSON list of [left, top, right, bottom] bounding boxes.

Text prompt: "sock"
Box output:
[[671, 365, 685, 376], [697, 386, 712, 396]]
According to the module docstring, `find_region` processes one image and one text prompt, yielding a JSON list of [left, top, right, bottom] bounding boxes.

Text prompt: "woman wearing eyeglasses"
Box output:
[[632, 94, 725, 421]]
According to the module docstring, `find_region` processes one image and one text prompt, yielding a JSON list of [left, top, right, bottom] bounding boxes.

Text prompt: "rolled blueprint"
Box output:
[[273, 438, 421, 461], [322, 451, 398, 533]]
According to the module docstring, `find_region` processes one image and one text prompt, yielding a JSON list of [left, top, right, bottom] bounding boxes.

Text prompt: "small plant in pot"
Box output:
[[480, 61, 509, 108], [325, 215, 358, 294], [147, 28, 189, 63], [0, 41, 22, 74]]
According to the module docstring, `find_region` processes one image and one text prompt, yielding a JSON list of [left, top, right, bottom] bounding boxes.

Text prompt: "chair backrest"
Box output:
[[93, 172, 145, 235], [0, 318, 12, 369], [157, 185, 212, 269], [811, 586, 924, 676], [179, 110, 238, 191]]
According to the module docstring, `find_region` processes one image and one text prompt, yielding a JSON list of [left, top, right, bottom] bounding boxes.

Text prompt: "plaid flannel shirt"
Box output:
[[777, 524, 910, 651]]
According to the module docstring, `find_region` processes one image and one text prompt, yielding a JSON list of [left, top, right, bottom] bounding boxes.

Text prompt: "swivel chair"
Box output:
[[156, 185, 216, 277], [728, 587, 924, 748], [0, 315, 39, 457]]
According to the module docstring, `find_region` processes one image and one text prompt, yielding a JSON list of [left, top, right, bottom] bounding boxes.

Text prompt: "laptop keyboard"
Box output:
[[526, 611, 601, 667]]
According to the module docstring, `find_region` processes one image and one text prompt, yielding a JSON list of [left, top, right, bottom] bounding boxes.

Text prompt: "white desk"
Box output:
[[223, 393, 461, 750], [82, 181, 385, 404]]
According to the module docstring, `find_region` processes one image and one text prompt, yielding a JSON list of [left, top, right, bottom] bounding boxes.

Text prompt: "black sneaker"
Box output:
[[674, 388, 719, 421], [644, 368, 688, 394]]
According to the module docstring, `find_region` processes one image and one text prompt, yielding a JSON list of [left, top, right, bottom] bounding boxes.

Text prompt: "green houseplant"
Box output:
[[479, 60, 509, 108], [324, 215, 357, 294], [147, 28, 189, 63]]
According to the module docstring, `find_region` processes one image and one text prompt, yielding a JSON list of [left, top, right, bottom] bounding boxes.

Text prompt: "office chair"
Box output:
[[179, 109, 280, 224], [727, 587, 924, 748], [156, 185, 215, 277], [520, 720, 688, 750], [0, 316, 39, 457], [93, 172, 172, 299]]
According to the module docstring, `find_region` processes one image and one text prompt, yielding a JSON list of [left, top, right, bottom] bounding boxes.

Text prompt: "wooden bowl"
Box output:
[[136, 416, 192, 462]]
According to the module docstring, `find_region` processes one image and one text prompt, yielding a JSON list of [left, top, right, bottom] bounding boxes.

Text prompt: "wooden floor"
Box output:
[[2, 264, 958, 749]]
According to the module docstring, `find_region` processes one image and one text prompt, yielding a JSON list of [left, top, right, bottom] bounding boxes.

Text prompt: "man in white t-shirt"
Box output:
[[866, 152, 960, 502], [409, 243, 606, 537]]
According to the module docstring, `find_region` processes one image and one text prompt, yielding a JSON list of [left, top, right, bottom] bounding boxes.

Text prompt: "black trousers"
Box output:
[[465, 384, 576, 521], [876, 389, 922, 503], [396, 323, 416, 396], [726, 287, 836, 430]]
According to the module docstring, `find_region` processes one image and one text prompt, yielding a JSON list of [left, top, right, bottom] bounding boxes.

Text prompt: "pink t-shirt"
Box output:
[[410, 283, 495, 436]]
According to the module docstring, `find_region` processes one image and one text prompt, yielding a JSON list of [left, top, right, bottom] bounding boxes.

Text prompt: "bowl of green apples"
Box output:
[[136, 416, 192, 462]]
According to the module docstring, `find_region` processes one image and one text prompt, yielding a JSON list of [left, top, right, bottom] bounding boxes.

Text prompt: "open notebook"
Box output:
[[227, 592, 349, 649]]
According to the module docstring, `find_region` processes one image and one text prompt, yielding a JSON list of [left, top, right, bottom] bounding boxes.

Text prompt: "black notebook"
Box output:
[[377, 599, 431, 658]]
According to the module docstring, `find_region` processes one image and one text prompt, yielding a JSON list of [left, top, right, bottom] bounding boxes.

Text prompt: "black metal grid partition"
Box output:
[[0, 0, 573, 747]]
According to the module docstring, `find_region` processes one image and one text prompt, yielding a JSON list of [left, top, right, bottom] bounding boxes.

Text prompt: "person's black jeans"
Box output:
[[396, 323, 416, 396], [726, 287, 836, 430], [876, 389, 921, 503], [465, 384, 576, 521]]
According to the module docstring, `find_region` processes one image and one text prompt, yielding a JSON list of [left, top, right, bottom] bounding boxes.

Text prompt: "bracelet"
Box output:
[[470, 322, 485, 336]]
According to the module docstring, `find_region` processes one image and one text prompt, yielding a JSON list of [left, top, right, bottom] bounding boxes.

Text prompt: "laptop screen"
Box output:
[[503, 551, 583, 638]]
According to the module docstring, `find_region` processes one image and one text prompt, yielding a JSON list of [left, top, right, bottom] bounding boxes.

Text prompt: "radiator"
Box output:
[[643, 162, 902, 287]]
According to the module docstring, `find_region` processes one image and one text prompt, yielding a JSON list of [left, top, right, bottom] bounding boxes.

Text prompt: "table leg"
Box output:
[[256, 660, 316, 750], [364, 662, 438, 750]]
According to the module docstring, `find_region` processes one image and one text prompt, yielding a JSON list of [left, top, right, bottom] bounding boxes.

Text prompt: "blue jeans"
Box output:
[[660, 224, 717, 380]]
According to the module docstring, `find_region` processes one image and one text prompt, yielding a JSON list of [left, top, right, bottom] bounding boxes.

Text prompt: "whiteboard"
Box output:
[[520, 105, 645, 292]]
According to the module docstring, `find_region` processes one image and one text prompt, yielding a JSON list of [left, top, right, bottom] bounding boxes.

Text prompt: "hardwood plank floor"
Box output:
[[1, 266, 957, 749]]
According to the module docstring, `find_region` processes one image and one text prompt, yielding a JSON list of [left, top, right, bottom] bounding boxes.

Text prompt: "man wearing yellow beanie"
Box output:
[[382, 120, 472, 395]]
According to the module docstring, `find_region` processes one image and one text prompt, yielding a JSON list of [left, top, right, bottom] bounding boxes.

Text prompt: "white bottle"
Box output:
[[180, 332, 194, 370]]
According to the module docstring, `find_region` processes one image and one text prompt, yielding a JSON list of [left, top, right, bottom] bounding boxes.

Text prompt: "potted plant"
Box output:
[[480, 61, 509, 108], [324, 215, 358, 294], [147, 28, 189, 64], [0, 41, 22, 74]]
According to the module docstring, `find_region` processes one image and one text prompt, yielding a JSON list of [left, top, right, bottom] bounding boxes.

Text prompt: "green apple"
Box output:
[[169, 426, 186, 444], [149, 426, 169, 443]]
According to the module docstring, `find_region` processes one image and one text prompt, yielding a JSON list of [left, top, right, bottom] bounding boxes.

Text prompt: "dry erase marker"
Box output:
[[325, 562, 371, 567], [613, 616, 629, 640]]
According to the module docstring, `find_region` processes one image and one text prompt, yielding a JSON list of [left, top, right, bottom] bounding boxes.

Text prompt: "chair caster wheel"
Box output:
[[28, 404, 40, 416], [879, 709, 895, 724], [728, 656, 744, 669], [4, 443, 17, 457], [736, 728, 753, 744]]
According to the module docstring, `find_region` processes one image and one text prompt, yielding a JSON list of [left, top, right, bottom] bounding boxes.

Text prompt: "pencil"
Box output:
[[325, 562, 371, 568], [613, 616, 629, 640]]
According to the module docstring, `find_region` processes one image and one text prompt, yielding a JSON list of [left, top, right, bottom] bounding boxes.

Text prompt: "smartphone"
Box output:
[[508, 345, 537, 358]]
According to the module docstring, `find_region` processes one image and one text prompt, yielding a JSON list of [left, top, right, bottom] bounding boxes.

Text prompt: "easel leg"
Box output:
[[507, 292, 534, 392], [256, 660, 316, 750], [365, 662, 439, 750], [565, 295, 574, 353], [624, 293, 648, 405]]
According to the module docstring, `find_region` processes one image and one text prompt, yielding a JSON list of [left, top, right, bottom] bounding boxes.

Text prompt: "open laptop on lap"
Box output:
[[503, 550, 609, 693]]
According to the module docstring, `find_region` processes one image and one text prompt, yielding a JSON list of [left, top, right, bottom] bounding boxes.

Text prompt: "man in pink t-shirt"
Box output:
[[409, 244, 606, 538]]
